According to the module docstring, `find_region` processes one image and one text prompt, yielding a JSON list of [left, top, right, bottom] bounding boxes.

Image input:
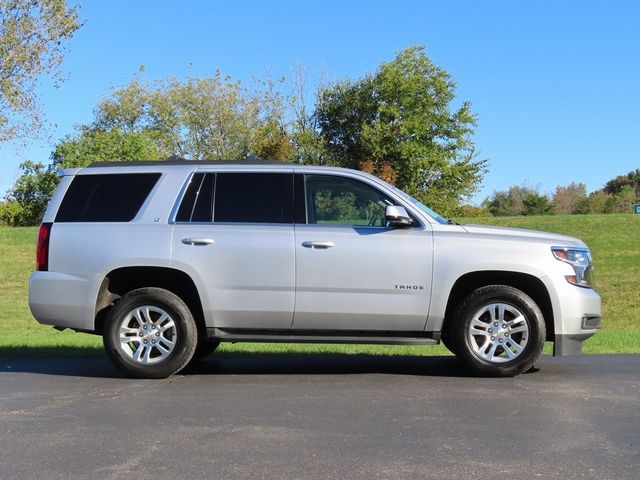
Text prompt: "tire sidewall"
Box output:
[[103, 288, 198, 379]]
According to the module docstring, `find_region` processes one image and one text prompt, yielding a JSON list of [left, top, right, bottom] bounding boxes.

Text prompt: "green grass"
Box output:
[[456, 214, 640, 331], [0, 214, 638, 357]]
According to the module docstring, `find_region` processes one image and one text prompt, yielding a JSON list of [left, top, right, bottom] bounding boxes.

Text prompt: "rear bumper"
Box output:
[[29, 271, 99, 331]]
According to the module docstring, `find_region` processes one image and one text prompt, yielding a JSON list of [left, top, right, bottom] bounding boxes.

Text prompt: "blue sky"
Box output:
[[1, 0, 639, 204]]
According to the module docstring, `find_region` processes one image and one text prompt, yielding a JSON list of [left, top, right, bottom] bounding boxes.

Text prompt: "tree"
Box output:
[[249, 120, 294, 161], [0, 0, 81, 142], [586, 190, 616, 214], [0, 198, 22, 225], [93, 73, 282, 161], [484, 185, 553, 216], [49, 72, 298, 170], [522, 190, 554, 215], [4, 48, 491, 222], [287, 63, 329, 166], [3, 128, 166, 225], [52, 128, 165, 168], [484, 188, 523, 216], [603, 169, 640, 197], [315, 46, 486, 215], [614, 185, 637, 213], [1, 160, 57, 225], [586, 169, 639, 214], [552, 182, 589, 214]]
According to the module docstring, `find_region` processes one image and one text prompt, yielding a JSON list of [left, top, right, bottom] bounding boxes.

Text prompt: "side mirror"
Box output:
[[385, 205, 413, 228]]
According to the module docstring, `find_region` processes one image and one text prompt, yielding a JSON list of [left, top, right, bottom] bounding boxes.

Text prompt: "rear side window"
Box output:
[[175, 172, 294, 224], [175, 173, 215, 222], [55, 173, 160, 222], [214, 173, 293, 223]]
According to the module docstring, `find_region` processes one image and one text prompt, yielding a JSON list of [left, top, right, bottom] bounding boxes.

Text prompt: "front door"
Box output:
[[292, 173, 432, 332]]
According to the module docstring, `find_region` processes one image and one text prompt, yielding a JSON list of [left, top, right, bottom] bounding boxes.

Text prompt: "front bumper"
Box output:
[[551, 283, 601, 356], [554, 331, 599, 356]]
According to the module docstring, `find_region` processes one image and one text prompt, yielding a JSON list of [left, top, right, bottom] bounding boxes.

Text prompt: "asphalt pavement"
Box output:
[[1, 353, 639, 480]]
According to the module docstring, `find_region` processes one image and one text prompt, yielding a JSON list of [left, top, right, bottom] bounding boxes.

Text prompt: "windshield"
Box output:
[[384, 183, 449, 225]]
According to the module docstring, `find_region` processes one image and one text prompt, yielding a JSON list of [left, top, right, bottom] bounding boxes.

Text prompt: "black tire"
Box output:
[[103, 287, 198, 379], [449, 285, 545, 377], [190, 337, 221, 363], [440, 332, 457, 355]]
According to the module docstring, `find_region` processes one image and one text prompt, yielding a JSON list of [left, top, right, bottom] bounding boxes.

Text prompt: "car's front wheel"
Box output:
[[103, 287, 198, 379], [449, 285, 545, 377]]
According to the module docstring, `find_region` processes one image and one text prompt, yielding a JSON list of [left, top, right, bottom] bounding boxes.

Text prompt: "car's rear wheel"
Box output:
[[103, 287, 198, 379], [449, 285, 545, 377]]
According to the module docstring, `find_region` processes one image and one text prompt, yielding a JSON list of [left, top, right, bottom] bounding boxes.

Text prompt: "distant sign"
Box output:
[[634, 204, 640, 214]]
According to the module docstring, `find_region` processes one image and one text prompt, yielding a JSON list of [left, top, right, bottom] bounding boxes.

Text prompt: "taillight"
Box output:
[[36, 223, 52, 271]]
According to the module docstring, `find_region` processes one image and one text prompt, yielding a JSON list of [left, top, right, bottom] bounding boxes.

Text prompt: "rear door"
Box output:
[[171, 170, 296, 329]]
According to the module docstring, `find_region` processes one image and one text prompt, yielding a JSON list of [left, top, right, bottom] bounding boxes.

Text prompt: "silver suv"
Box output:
[[29, 160, 601, 378]]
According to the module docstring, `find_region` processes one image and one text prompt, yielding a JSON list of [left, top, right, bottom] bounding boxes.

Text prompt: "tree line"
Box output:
[[1, 46, 487, 226], [480, 170, 640, 217], [1, 1, 637, 226]]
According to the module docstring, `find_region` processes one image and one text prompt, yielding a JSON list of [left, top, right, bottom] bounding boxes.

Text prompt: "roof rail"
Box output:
[[87, 157, 294, 167]]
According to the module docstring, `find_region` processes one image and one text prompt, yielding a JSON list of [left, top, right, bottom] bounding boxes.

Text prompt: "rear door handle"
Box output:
[[181, 238, 215, 246], [301, 241, 335, 249]]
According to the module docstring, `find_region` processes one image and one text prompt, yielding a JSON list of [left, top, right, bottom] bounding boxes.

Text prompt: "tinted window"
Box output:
[[175, 173, 214, 222], [56, 173, 160, 222], [304, 174, 396, 226], [214, 173, 293, 223], [293, 173, 307, 223]]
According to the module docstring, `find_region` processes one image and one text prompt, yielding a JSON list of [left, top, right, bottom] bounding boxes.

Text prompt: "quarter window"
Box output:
[[56, 173, 160, 222]]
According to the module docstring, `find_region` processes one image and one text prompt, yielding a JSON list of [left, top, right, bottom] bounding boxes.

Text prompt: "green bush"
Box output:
[[3, 161, 59, 226], [484, 185, 554, 216], [0, 201, 24, 227]]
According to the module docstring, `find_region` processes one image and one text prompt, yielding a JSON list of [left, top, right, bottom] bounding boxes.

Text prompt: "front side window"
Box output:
[[304, 174, 397, 227]]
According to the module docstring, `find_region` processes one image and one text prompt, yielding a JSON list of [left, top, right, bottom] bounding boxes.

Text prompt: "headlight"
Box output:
[[551, 246, 594, 288]]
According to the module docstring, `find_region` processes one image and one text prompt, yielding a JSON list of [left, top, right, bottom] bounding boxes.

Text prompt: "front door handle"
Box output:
[[301, 241, 335, 249], [182, 238, 215, 246]]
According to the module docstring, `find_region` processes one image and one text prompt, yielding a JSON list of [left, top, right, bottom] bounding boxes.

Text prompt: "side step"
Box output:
[[209, 328, 439, 346]]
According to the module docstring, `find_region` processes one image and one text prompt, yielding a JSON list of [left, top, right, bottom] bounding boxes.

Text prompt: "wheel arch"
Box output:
[[94, 266, 206, 339], [441, 271, 555, 342]]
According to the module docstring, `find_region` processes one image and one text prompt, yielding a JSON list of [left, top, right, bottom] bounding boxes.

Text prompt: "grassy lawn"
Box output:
[[0, 213, 638, 357], [457, 213, 640, 331]]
